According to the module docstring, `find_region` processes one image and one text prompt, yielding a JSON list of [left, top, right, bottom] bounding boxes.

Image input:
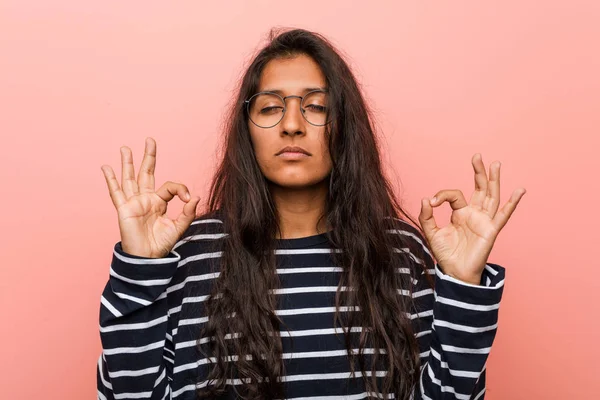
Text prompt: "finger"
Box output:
[[101, 165, 127, 208], [121, 146, 139, 198], [173, 196, 201, 236], [430, 189, 468, 211], [485, 161, 501, 218], [492, 188, 526, 231], [470, 153, 488, 210], [418, 197, 440, 241], [155, 181, 191, 204], [138, 137, 157, 194]]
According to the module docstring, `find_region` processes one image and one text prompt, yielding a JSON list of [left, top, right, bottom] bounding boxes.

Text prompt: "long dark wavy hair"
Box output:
[[193, 28, 434, 399]]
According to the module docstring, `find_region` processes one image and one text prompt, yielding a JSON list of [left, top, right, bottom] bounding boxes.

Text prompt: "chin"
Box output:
[[267, 175, 328, 190]]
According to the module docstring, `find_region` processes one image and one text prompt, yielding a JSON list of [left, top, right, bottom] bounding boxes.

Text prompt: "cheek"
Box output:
[[314, 132, 333, 171], [319, 137, 332, 163], [249, 127, 276, 167]]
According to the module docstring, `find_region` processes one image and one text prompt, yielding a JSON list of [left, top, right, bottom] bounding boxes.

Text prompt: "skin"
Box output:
[[102, 55, 527, 283], [419, 154, 526, 284], [248, 55, 527, 284], [248, 54, 333, 240]]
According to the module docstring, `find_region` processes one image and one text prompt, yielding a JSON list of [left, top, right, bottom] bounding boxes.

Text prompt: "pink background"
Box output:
[[1, 1, 598, 398]]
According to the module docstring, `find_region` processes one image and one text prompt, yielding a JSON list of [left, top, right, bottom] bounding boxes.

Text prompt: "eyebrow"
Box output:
[[258, 87, 328, 95]]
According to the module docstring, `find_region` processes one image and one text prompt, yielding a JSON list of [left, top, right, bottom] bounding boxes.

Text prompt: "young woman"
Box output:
[[98, 28, 525, 400]]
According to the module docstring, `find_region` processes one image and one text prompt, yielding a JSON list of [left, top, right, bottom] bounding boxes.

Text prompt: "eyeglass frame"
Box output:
[[244, 89, 331, 129]]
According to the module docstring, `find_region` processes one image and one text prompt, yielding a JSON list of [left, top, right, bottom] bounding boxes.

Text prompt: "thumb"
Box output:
[[174, 196, 201, 236], [418, 197, 439, 241]]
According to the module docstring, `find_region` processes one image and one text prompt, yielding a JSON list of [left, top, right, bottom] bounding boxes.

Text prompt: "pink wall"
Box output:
[[1, 1, 598, 398]]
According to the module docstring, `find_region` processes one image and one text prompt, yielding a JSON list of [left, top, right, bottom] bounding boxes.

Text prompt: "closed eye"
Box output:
[[304, 105, 327, 113], [260, 106, 284, 115]]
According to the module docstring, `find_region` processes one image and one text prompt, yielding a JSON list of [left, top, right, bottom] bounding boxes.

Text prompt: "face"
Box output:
[[248, 54, 333, 190]]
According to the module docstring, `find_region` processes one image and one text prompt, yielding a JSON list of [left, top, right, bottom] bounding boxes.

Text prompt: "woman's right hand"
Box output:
[[101, 137, 201, 258]]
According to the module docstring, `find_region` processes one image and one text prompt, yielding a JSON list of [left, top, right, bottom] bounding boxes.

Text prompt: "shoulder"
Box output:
[[173, 209, 227, 256], [384, 216, 435, 271], [188, 209, 227, 236]]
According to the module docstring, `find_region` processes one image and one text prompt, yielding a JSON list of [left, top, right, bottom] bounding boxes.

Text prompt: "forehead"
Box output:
[[258, 54, 327, 94]]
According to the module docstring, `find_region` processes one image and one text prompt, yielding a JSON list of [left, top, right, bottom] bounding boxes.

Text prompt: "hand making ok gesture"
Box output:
[[101, 137, 201, 258], [419, 153, 526, 285]]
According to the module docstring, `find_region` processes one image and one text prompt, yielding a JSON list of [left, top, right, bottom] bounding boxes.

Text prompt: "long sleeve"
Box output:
[[391, 219, 504, 400], [97, 242, 181, 400], [412, 250, 505, 399]]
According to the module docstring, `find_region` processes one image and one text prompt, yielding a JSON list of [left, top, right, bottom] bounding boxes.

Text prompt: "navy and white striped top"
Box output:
[[97, 211, 505, 400]]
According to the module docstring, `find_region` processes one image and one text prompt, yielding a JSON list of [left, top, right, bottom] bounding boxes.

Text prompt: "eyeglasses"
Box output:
[[244, 89, 330, 128]]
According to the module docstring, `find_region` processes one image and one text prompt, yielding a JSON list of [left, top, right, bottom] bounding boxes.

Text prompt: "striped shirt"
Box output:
[[97, 211, 505, 400]]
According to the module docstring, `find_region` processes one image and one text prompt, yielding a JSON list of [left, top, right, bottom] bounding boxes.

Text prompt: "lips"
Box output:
[[275, 146, 311, 156]]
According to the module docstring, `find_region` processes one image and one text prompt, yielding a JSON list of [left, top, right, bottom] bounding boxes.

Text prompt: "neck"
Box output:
[[270, 180, 329, 240]]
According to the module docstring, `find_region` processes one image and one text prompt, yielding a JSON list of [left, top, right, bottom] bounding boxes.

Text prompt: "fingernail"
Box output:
[[185, 193, 190, 200], [430, 197, 437, 205]]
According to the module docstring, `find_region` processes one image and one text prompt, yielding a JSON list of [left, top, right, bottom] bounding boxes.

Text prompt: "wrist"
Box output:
[[439, 264, 483, 285], [448, 272, 482, 285], [120, 243, 160, 259]]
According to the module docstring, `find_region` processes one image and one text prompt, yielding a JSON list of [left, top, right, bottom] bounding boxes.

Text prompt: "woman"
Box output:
[[98, 28, 525, 400]]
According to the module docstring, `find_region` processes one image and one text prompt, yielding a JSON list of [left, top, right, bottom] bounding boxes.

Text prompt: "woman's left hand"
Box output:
[[418, 153, 526, 285]]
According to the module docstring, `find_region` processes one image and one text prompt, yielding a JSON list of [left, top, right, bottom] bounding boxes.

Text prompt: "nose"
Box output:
[[280, 97, 305, 136]]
